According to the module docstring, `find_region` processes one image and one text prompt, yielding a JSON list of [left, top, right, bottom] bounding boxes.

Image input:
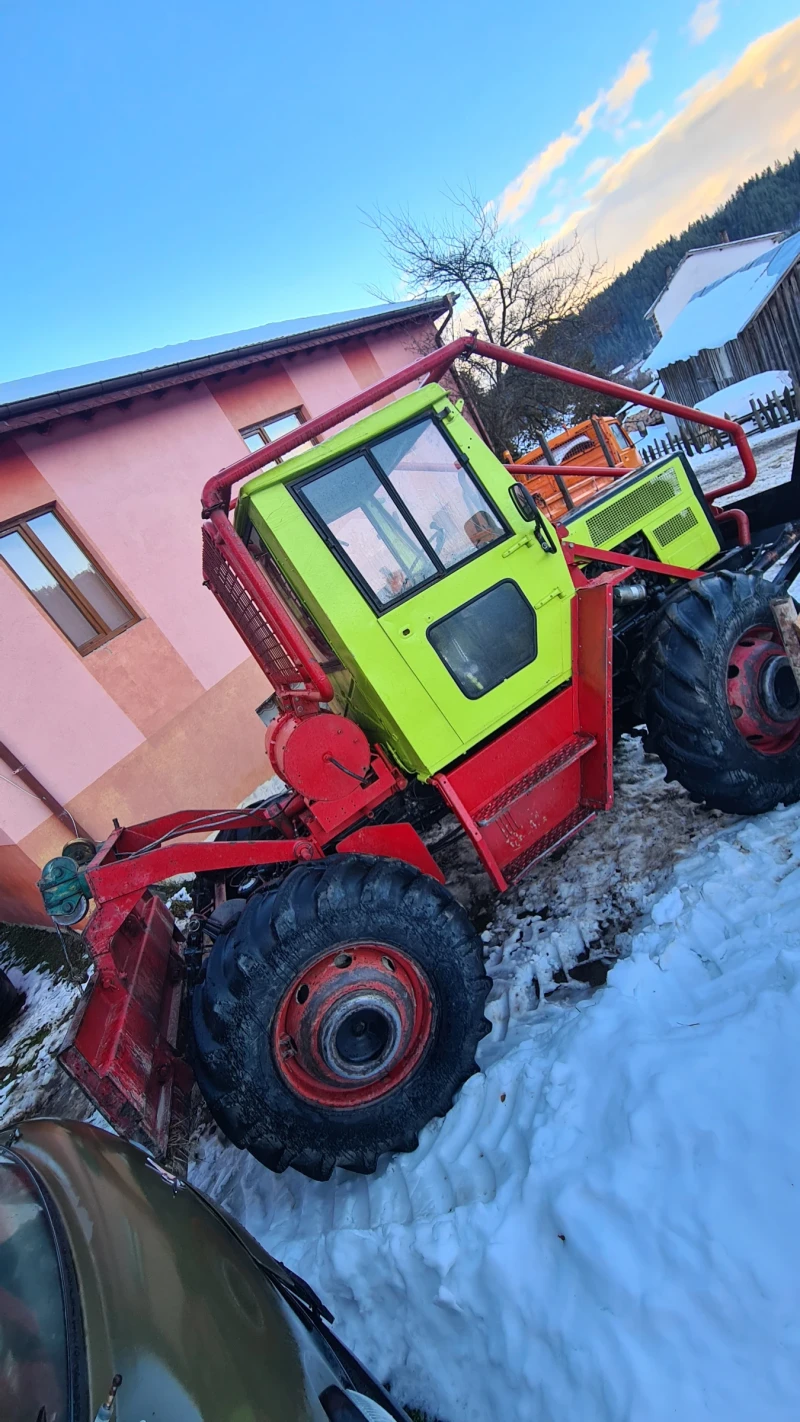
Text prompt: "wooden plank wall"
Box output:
[[659, 260, 800, 406]]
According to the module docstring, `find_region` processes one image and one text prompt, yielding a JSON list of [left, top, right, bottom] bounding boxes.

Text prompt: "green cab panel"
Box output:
[[561, 453, 721, 569], [237, 385, 575, 778]]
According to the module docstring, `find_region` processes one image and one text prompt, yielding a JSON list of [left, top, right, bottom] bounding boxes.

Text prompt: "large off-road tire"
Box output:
[[639, 570, 800, 814], [191, 855, 490, 1181]]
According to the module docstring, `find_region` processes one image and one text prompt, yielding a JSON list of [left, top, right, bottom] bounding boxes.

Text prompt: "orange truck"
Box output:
[[510, 414, 642, 520]]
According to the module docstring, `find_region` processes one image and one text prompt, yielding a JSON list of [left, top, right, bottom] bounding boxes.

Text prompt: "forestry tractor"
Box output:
[[38, 338, 800, 1181]]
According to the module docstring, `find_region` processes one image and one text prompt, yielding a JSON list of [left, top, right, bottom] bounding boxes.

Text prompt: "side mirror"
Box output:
[[507, 482, 540, 523]]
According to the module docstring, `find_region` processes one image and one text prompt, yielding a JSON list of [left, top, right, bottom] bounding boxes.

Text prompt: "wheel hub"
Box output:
[[273, 943, 434, 1108], [319, 992, 403, 1081], [727, 625, 800, 754]]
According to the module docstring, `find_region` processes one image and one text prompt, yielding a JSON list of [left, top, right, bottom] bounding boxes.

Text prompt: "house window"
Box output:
[[240, 409, 314, 462], [0, 509, 137, 653]]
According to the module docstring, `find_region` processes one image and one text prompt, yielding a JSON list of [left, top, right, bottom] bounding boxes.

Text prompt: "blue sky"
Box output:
[[1, 0, 798, 382]]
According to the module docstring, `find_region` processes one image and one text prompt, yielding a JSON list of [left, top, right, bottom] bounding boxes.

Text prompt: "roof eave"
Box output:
[[0, 298, 451, 436]]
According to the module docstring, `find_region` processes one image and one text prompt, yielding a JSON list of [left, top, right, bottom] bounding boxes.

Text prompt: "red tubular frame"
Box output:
[[201, 336, 756, 517], [503, 462, 624, 481]]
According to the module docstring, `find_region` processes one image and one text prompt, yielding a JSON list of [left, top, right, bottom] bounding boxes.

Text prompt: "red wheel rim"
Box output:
[[272, 942, 435, 1108], [727, 623, 800, 755]]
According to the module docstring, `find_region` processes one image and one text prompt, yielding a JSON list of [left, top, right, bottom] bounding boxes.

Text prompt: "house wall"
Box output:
[[653, 237, 783, 338], [659, 265, 800, 408], [0, 317, 438, 925]]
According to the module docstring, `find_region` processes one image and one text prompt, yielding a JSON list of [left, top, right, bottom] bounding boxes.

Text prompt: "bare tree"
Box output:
[[368, 189, 609, 455]]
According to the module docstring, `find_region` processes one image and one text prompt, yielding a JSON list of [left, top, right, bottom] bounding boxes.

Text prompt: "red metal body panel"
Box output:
[[335, 823, 445, 883], [59, 891, 192, 1153]]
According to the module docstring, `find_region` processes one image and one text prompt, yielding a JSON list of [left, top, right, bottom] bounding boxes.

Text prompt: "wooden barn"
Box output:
[[647, 231, 800, 407]]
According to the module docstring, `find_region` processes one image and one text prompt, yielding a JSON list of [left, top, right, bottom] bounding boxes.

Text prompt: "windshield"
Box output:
[[295, 418, 505, 608], [0, 1152, 70, 1422]]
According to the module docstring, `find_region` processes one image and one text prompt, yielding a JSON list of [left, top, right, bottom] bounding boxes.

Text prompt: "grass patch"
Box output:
[[0, 921, 89, 983]]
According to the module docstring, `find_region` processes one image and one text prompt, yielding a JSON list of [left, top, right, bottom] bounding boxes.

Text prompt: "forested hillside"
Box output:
[[584, 151, 800, 372]]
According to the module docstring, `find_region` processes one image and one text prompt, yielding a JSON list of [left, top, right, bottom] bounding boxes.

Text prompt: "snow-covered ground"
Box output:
[[188, 743, 800, 1422], [0, 932, 89, 1127], [694, 418, 798, 501]]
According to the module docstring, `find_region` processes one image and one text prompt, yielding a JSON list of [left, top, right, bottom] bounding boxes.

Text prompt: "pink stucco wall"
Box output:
[[0, 568, 144, 840], [20, 383, 251, 690]]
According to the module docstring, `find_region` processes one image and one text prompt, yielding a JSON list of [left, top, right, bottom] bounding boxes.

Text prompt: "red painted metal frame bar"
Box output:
[[202, 336, 756, 516], [504, 462, 624, 481], [87, 838, 320, 905], [469, 340, 756, 503], [561, 539, 704, 581], [713, 505, 752, 547]]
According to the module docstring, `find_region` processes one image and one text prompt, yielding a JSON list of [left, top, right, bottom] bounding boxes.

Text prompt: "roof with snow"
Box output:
[[643, 232, 785, 321], [647, 231, 800, 372], [0, 296, 450, 435]]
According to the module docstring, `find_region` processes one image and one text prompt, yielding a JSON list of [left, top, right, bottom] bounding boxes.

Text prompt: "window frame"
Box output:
[[239, 407, 315, 463], [290, 413, 511, 615], [0, 504, 139, 654]]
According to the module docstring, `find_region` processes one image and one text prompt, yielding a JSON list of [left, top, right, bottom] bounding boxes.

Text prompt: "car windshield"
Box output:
[[0, 1152, 69, 1422]]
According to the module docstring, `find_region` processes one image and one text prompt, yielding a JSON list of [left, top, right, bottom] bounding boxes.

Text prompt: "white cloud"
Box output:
[[539, 205, 566, 227], [677, 68, 724, 106], [495, 46, 653, 223], [605, 47, 653, 117], [553, 19, 800, 274], [688, 0, 721, 45], [582, 156, 612, 181]]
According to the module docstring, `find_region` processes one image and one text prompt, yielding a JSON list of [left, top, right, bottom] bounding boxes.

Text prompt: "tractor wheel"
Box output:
[[190, 855, 490, 1181], [639, 570, 800, 814]]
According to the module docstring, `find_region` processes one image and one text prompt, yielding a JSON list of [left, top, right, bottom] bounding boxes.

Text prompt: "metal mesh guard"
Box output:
[[202, 525, 299, 688]]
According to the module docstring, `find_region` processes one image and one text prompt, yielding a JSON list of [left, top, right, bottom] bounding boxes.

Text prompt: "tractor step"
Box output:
[[503, 806, 596, 883], [475, 733, 596, 826]]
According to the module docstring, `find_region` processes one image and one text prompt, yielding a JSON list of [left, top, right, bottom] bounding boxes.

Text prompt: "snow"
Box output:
[[648, 230, 800, 370], [190, 744, 800, 1422], [692, 370, 793, 421], [0, 959, 84, 1125], [0, 298, 437, 408], [693, 419, 799, 505]]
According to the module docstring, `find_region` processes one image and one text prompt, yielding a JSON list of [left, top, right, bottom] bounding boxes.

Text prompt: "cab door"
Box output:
[[371, 419, 574, 751]]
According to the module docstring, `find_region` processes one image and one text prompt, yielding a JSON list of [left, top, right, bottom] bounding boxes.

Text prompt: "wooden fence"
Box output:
[[639, 384, 798, 465]]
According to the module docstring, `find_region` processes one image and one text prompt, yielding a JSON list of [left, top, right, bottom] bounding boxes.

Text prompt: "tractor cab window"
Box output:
[[372, 421, 503, 567], [295, 418, 507, 610], [301, 455, 437, 606]]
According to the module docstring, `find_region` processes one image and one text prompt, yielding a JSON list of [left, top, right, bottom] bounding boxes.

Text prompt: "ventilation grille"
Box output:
[[585, 470, 681, 545], [202, 524, 299, 688], [652, 506, 699, 546]]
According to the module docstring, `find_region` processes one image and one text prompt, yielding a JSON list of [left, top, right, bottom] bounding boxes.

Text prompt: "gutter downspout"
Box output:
[[0, 740, 93, 843]]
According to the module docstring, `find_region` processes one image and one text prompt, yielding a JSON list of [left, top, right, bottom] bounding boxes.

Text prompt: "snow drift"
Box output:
[[193, 796, 800, 1422]]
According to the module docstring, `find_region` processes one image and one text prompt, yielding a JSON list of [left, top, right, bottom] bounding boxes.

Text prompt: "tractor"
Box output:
[[38, 337, 800, 1182]]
